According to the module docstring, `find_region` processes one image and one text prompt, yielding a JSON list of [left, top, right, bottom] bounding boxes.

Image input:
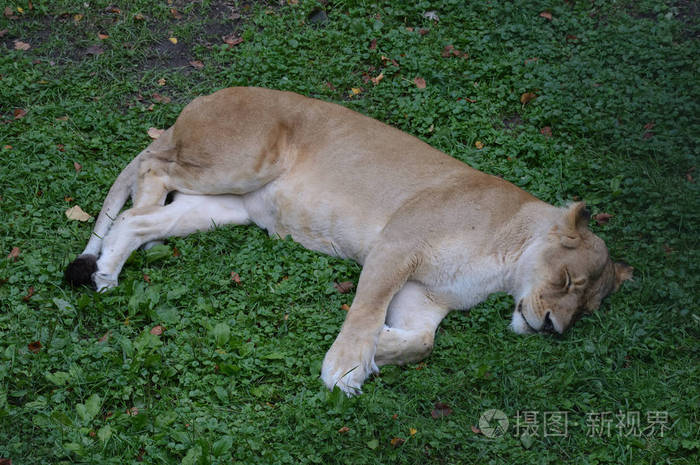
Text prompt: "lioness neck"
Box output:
[[420, 200, 560, 311]]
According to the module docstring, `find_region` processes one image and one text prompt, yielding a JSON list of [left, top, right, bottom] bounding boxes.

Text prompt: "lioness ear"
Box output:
[[565, 202, 591, 231], [558, 202, 589, 248], [614, 261, 634, 291]]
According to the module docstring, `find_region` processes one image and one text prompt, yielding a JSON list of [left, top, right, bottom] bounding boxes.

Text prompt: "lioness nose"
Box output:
[[542, 312, 554, 333]]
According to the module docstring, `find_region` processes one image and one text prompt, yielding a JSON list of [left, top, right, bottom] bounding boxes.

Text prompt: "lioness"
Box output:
[[65, 87, 632, 395]]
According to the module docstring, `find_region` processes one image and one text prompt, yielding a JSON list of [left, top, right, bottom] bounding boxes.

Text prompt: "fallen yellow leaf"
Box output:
[[147, 127, 165, 139], [350, 87, 362, 96], [169, 37, 178, 44], [65, 205, 92, 222], [157, 78, 166, 86], [73, 13, 83, 23], [409, 428, 417, 436], [14, 40, 30, 51], [475, 141, 484, 149]]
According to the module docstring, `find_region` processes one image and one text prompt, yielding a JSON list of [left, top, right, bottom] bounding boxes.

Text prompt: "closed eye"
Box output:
[[563, 268, 571, 290]]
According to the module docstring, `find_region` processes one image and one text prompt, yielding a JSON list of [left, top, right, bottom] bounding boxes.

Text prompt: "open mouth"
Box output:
[[517, 300, 538, 333]]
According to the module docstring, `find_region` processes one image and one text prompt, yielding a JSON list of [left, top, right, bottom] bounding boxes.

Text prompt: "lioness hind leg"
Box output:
[[374, 281, 449, 367], [92, 193, 250, 290]]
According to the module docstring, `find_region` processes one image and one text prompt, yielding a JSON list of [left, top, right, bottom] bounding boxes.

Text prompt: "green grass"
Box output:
[[1, 0, 698, 463]]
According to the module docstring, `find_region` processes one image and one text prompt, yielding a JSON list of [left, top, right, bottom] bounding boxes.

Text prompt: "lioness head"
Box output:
[[511, 202, 633, 335]]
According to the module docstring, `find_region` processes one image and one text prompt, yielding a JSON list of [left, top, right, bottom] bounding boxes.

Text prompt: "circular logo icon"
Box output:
[[479, 409, 509, 438]]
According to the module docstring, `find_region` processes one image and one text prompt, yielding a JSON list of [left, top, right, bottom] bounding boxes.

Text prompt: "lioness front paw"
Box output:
[[321, 338, 378, 396]]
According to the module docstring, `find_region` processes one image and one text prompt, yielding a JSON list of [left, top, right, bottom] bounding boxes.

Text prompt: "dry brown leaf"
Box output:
[[471, 425, 481, 434], [73, 14, 83, 23], [392, 413, 399, 420], [22, 286, 34, 301], [172, 246, 181, 257], [134, 13, 145, 21], [231, 271, 241, 284], [147, 127, 165, 139], [73, 161, 82, 172], [126, 406, 139, 416], [338, 426, 350, 434], [524, 57, 539, 65], [431, 402, 453, 419], [369, 38, 377, 50], [170, 8, 182, 19], [441, 44, 467, 58], [7, 247, 20, 261], [475, 141, 484, 149], [380, 55, 399, 67], [340, 304, 350, 311], [520, 92, 537, 105], [370, 72, 384, 85], [643, 121, 655, 130], [98, 32, 109, 40], [152, 93, 171, 103], [333, 281, 354, 294], [539, 11, 553, 20], [56, 115, 69, 121], [593, 213, 613, 225], [28, 340, 42, 353], [157, 77, 166, 86], [150, 325, 164, 335], [419, 28, 429, 35], [390, 437, 405, 448], [540, 126, 552, 137], [143, 274, 151, 283], [85, 45, 104, 56], [14, 108, 27, 119], [223, 34, 244, 46], [189, 60, 204, 69], [14, 40, 30, 50], [643, 131, 654, 140], [0, 29, 8, 38], [3, 7, 14, 18], [65, 205, 92, 222], [105, 6, 121, 14], [414, 77, 426, 89], [98, 331, 111, 343], [3, 145, 12, 150]]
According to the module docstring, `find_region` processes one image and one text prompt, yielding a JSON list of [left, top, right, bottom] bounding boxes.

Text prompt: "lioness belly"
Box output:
[[243, 179, 385, 263]]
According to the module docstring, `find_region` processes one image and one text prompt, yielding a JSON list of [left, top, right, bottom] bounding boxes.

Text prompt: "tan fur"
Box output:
[[70, 87, 632, 395]]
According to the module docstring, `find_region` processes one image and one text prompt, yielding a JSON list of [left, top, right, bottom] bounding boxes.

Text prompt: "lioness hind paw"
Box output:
[[64, 254, 98, 288]]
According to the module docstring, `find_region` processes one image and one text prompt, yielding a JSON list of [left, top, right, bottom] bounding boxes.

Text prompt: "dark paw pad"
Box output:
[[64, 254, 98, 288]]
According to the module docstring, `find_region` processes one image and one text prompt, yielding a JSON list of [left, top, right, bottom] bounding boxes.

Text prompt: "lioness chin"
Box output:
[[65, 87, 632, 395]]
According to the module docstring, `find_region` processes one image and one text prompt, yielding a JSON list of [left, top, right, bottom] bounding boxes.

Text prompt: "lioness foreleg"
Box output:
[[375, 281, 449, 367], [92, 193, 250, 290], [321, 244, 421, 395]]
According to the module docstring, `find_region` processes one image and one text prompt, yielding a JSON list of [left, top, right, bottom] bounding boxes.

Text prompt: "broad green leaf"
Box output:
[[212, 436, 233, 457], [97, 425, 112, 442], [45, 371, 70, 386], [212, 322, 231, 347]]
